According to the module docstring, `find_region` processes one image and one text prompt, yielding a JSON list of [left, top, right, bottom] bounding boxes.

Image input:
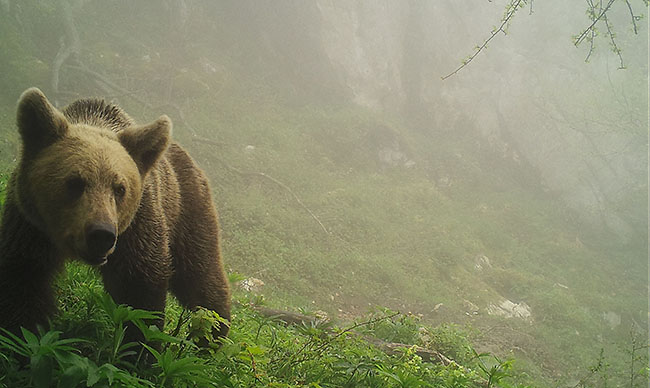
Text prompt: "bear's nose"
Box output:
[[86, 223, 117, 257]]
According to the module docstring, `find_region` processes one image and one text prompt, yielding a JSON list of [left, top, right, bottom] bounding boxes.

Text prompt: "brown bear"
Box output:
[[0, 87, 230, 342]]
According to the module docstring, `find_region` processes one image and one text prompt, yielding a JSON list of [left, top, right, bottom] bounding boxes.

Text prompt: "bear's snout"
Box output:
[[85, 223, 117, 265]]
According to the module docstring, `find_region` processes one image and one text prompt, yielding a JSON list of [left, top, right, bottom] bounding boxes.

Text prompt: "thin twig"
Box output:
[[191, 137, 224, 147], [574, 0, 616, 46], [584, 0, 598, 62], [257, 172, 330, 235], [318, 312, 401, 347], [193, 138, 331, 235], [623, 0, 638, 34], [585, 27, 596, 62], [602, 8, 625, 68], [250, 305, 490, 383], [442, 0, 525, 80], [286, 311, 401, 367]]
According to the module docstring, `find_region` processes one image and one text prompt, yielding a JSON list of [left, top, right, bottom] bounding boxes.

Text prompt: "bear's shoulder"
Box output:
[[63, 99, 134, 132]]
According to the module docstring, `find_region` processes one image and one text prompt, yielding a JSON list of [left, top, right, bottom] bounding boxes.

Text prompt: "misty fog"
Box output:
[[0, 1, 648, 386]]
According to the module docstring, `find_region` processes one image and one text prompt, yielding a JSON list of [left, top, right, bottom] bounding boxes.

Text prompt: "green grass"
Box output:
[[174, 100, 648, 387], [0, 263, 528, 388]]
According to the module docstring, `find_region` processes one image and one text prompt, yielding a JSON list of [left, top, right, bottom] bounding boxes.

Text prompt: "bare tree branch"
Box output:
[[192, 139, 331, 235], [584, 0, 598, 62], [624, 0, 639, 34], [574, 0, 616, 46], [602, 6, 626, 69], [442, 0, 526, 80], [250, 305, 498, 386], [444, 0, 645, 78]]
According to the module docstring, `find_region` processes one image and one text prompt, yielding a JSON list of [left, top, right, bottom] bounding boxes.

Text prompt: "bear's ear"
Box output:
[[118, 115, 172, 175], [16, 87, 69, 154]]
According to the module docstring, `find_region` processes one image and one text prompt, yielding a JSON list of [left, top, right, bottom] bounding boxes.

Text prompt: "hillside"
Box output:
[[0, 1, 648, 387]]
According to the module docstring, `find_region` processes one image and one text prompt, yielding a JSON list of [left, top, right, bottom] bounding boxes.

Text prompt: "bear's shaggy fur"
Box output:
[[0, 88, 230, 340]]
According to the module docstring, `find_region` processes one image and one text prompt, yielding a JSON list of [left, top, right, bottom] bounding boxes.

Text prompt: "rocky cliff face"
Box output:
[[315, 1, 408, 110], [291, 1, 647, 241]]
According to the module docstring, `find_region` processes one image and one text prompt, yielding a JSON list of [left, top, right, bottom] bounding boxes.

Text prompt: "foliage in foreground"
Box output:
[[0, 264, 536, 388]]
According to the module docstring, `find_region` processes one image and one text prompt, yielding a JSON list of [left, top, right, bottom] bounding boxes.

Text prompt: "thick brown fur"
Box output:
[[0, 88, 230, 342]]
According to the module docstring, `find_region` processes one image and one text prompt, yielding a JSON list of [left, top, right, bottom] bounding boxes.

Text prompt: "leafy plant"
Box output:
[[0, 326, 151, 388], [141, 344, 214, 387], [360, 307, 421, 345], [471, 349, 513, 388], [0, 327, 86, 387], [187, 307, 229, 348]]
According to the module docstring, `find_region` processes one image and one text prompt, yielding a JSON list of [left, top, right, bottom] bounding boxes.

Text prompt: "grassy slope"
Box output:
[[0, 86, 646, 386], [0, 5, 647, 385], [171, 94, 648, 386]]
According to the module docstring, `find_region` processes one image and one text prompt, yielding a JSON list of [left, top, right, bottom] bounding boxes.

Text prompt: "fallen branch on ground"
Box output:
[[191, 140, 330, 235], [250, 305, 452, 365], [248, 304, 501, 386]]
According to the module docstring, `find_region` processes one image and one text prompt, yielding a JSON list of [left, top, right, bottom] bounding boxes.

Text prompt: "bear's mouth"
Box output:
[[82, 254, 109, 266]]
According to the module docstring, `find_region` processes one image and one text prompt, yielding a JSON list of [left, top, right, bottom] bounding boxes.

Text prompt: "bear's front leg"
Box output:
[[0, 201, 64, 335], [100, 257, 170, 352], [0, 260, 61, 335]]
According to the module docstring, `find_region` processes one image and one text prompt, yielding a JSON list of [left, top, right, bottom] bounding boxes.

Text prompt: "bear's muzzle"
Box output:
[[85, 223, 117, 265]]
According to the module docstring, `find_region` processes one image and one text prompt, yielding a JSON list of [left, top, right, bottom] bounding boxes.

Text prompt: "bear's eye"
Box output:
[[114, 184, 126, 199], [65, 176, 86, 199]]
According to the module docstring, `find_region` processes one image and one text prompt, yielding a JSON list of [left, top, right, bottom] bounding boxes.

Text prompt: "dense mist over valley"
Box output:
[[0, 1, 648, 386]]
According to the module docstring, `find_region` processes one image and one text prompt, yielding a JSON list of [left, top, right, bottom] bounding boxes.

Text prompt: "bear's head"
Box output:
[[14, 88, 171, 266]]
